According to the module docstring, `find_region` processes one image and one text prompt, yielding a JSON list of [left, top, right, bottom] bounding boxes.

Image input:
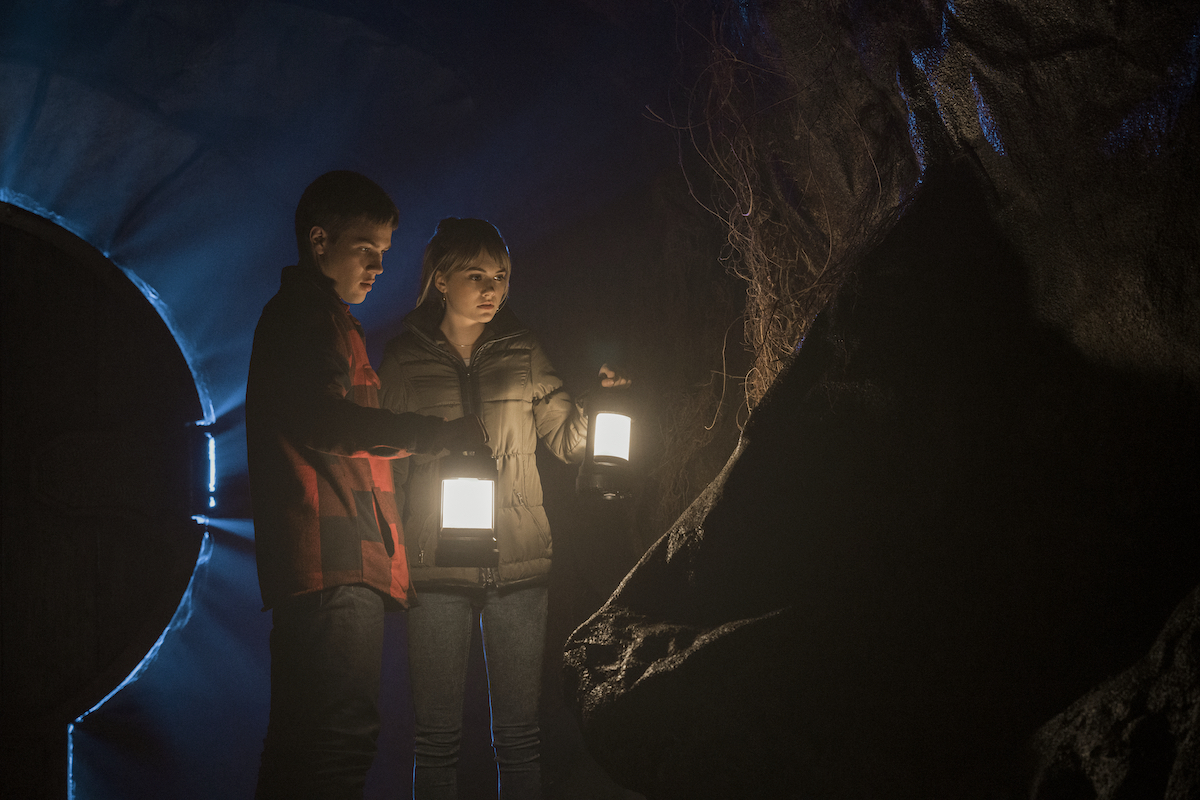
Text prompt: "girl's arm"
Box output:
[[531, 342, 589, 464]]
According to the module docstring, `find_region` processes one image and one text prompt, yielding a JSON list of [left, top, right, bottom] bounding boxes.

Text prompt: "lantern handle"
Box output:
[[598, 363, 632, 389]]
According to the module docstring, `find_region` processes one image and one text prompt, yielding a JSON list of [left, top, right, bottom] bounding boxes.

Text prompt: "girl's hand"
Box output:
[[599, 363, 631, 388]]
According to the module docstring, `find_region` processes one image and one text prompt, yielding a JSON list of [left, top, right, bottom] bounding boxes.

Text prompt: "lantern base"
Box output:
[[576, 467, 631, 500], [436, 528, 499, 568]]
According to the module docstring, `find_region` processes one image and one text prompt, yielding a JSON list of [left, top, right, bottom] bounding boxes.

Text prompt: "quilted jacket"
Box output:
[[377, 303, 587, 589]]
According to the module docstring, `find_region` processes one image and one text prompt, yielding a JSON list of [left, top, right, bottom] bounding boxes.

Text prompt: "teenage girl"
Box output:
[[378, 217, 625, 799]]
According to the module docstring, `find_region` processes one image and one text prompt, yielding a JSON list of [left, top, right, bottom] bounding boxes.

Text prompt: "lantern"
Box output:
[[576, 387, 634, 499], [437, 450, 499, 567]]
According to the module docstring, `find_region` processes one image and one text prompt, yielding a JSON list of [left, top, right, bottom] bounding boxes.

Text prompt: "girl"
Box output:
[[378, 217, 625, 799]]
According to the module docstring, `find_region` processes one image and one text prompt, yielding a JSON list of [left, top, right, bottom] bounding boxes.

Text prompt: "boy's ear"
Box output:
[[309, 226, 328, 256]]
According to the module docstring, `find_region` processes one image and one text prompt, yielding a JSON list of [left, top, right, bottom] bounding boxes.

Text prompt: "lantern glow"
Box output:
[[441, 477, 494, 530], [593, 412, 631, 462], [437, 451, 500, 568], [577, 388, 635, 500]]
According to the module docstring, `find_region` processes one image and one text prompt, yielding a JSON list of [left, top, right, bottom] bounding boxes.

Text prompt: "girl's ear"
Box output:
[[433, 271, 448, 293]]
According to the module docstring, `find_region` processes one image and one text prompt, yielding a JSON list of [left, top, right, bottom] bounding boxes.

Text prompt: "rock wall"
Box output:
[[564, 1, 1200, 797]]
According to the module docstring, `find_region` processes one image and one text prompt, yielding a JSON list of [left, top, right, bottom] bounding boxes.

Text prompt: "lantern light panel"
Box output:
[[442, 478, 494, 529], [594, 412, 631, 461]]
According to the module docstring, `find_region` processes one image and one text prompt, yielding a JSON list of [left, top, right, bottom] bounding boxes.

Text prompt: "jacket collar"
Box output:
[[403, 301, 526, 350], [280, 264, 348, 308]]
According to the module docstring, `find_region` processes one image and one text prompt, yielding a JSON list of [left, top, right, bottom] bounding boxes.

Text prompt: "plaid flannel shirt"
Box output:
[[247, 265, 439, 610]]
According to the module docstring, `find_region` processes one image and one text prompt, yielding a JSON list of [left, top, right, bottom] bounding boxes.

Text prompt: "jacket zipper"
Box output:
[[425, 334, 498, 585]]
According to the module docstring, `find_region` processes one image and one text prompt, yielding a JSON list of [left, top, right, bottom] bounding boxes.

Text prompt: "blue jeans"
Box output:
[[407, 585, 547, 800], [256, 585, 386, 800]]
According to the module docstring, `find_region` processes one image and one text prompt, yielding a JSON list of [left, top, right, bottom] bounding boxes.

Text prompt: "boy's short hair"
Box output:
[[294, 171, 399, 267]]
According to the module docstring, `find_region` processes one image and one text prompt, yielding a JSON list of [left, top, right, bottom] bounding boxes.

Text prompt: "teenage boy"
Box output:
[[246, 171, 484, 799]]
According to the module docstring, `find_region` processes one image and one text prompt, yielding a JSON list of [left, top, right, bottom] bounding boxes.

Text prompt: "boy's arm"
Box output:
[[252, 305, 442, 458]]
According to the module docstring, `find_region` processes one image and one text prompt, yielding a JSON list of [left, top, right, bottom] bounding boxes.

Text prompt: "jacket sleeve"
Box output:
[[377, 347, 415, 514], [529, 339, 588, 464], [250, 302, 444, 458]]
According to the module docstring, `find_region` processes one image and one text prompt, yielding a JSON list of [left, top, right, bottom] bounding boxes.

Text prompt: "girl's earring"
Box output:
[[441, 292, 446, 307]]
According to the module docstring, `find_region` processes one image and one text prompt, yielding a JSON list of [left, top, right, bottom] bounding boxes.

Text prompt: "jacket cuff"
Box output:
[[402, 415, 446, 455]]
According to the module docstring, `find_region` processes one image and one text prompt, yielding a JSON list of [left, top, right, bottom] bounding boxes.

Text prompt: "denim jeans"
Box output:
[[407, 585, 548, 800], [256, 584, 386, 800]]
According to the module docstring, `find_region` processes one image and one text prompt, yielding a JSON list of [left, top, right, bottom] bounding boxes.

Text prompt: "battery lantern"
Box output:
[[576, 387, 634, 499], [437, 450, 499, 567]]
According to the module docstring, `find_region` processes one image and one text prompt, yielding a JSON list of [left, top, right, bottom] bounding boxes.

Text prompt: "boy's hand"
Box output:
[[440, 414, 491, 455]]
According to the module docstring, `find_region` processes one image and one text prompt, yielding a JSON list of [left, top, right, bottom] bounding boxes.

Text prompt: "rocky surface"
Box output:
[[564, 1, 1200, 797], [1032, 585, 1199, 800]]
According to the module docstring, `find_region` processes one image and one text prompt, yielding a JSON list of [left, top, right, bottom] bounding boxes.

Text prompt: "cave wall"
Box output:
[[565, 0, 1200, 797]]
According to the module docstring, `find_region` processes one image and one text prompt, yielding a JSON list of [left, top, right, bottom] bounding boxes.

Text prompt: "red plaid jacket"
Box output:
[[247, 265, 441, 610]]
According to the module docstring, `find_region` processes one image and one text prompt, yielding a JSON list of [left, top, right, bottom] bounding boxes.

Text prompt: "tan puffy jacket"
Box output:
[[377, 303, 587, 589]]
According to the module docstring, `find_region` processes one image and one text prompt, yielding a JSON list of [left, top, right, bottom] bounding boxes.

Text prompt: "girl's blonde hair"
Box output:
[[415, 218, 511, 307]]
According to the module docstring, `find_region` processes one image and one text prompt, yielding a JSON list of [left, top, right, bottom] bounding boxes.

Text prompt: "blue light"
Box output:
[[119, 266, 217, 425], [911, 48, 937, 77], [911, 48, 952, 133], [68, 531, 216, 799], [727, 0, 762, 50], [896, 72, 928, 181], [191, 422, 219, 510], [201, 517, 256, 540], [0, 194, 218, 428], [207, 432, 216, 493], [199, 428, 217, 510], [1102, 25, 1198, 157], [67, 722, 76, 799], [0, 203, 223, 798], [905, 0, 958, 169], [970, 73, 1007, 155], [1103, 95, 1179, 157]]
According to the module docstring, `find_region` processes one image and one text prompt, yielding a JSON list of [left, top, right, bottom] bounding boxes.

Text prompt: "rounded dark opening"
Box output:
[[1, 202, 204, 760]]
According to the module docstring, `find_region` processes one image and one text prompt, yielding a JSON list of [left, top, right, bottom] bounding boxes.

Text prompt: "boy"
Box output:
[[246, 171, 483, 799]]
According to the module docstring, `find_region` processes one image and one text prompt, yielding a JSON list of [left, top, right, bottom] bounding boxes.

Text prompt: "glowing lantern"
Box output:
[[593, 412, 631, 462], [577, 388, 634, 500], [437, 451, 499, 567]]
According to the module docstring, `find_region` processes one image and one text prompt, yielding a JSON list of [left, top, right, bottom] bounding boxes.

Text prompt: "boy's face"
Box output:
[[310, 218, 393, 304]]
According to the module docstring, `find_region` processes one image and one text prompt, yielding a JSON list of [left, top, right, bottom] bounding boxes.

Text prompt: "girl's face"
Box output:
[[435, 254, 508, 327]]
